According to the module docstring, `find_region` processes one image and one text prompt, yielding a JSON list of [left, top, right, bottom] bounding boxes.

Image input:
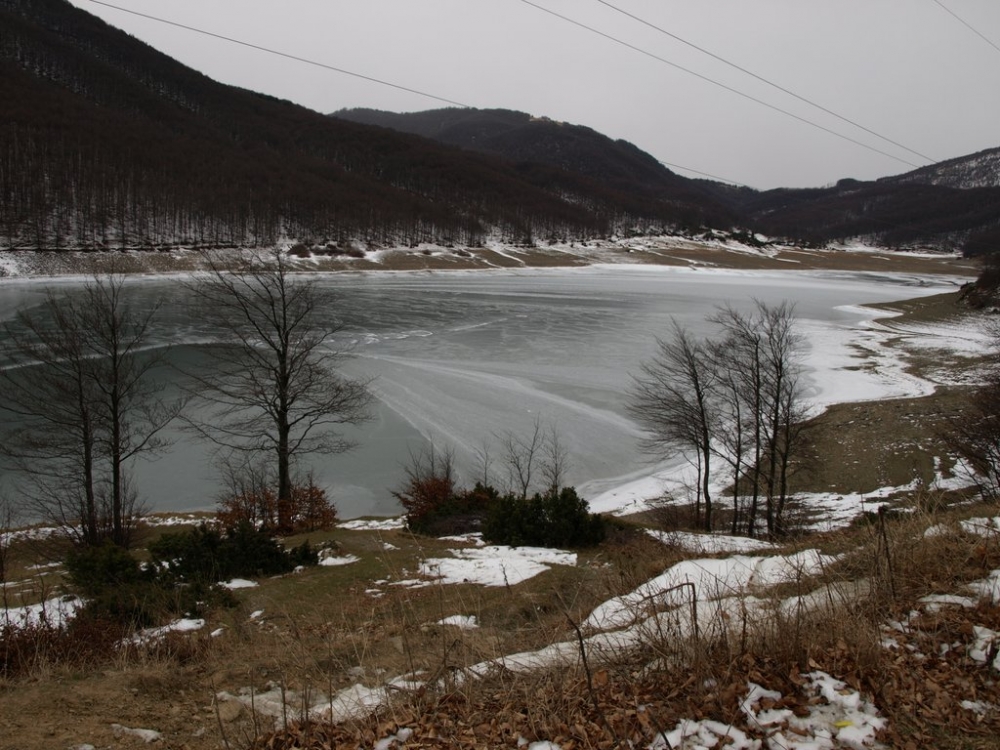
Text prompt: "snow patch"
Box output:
[[111, 724, 163, 743], [220, 578, 258, 590], [319, 553, 361, 567], [338, 517, 406, 531], [437, 615, 479, 630], [1, 595, 85, 630], [418, 546, 577, 587]]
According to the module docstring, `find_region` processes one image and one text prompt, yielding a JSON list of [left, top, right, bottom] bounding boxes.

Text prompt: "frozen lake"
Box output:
[[0, 266, 964, 518]]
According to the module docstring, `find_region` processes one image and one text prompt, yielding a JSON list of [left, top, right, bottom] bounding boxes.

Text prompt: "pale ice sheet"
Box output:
[[0, 263, 975, 519]]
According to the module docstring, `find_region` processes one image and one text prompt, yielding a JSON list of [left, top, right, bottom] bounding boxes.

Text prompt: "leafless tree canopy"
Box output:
[[628, 321, 717, 530], [184, 250, 372, 530], [492, 416, 570, 500], [629, 302, 805, 537], [0, 272, 181, 547]]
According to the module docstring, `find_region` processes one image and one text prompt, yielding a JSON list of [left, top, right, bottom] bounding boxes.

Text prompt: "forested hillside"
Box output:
[[881, 146, 1000, 190], [335, 107, 1000, 255], [0, 0, 730, 251], [736, 180, 1000, 252], [333, 107, 721, 207], [698, 170, 1000, 254], [3, 0, 999, 256]]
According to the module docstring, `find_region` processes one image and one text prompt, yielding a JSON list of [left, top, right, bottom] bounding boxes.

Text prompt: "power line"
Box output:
[[931, 0, 1000, 56], [80, 0, 751, 186], [84, 0, 472, 108], [516, 0, 924, 170], [593, 0, 936, 164], [657, 161, 745, 186], [77, 0, 882, 190]]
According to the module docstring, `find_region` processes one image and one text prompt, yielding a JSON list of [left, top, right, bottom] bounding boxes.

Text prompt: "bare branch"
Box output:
[[181, 249, 372, 530], [0, 268, 181, 546]]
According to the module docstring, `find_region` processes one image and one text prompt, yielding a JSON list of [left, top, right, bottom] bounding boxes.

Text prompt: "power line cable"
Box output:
[[78, 0, 893, 191], [516, 0, 924, 170], [84, 0, 472, 108], [81, 0, 750, 186], [593, 0, 935, 164], [657, 160, 745, 186], [930, 0, 1000, 56]]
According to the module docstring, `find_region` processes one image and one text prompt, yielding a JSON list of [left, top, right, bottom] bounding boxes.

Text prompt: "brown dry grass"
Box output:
[[226, 500, 1000, 750], [2, 497, 1000, 749], [1, 263, 995, 748]]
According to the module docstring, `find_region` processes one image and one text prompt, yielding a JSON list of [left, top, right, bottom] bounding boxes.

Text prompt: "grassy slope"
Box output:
[[1, 245, 995, 749]]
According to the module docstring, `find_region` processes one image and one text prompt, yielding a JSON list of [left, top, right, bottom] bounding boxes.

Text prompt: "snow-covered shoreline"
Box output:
[[583, 271, 987, 518], [0, 246, 983, 524], [0, 235, 971, 281]]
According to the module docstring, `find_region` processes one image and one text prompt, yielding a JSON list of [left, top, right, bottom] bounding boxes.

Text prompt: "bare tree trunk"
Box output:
[[628, 321, 717, 531], [711, 301, 803, 538], [0, 268, 180, 547], [183, 250, 372, 527]]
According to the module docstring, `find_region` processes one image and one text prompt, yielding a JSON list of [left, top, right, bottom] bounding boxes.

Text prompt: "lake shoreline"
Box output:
[[0, 241, 984, 525], [0, 236, 979, 281]]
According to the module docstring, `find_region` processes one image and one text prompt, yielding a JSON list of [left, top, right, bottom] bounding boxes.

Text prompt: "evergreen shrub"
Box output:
[[483, 487, 605, 548]]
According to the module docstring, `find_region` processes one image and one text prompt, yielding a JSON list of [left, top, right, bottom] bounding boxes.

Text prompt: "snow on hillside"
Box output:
[[8, 510, 1000, 747], [208, 517, 1000, 747], [888, 147, 1000, 190]]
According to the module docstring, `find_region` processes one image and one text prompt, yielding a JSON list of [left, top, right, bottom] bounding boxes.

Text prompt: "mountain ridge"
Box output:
[[1, 0, 998, 257], [881, 146, 1000, 190], [334, 106, 1000, 254], [0, 0, 734, 252], [332, 107, 693, 195]]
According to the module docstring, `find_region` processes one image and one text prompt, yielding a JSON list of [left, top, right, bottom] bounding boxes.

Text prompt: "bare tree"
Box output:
[[540, 423, 570, 493], [950, 380, 1000, 501], [1, 290, 102, 544], [81, 274, 182, 545], [0, 272, 180, 547], [184, 250, 372, 532], [474, 440, 494, 489], [631, 304, 805, 537], [709, 335, 751, 535], [628, 321, 718, 531], [712, 301, 804, 537], [496, 417, 545, 501], [493, 416, 570, 500], [757, 301, 804, 535], [711, 304, 767, 535]]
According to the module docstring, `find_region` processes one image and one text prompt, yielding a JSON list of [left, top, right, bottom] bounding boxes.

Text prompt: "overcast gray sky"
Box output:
[[67, 0, 1000, 190]]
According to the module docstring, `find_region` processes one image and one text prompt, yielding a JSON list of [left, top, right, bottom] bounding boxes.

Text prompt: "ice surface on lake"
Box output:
[[0, 266, 967, 517]]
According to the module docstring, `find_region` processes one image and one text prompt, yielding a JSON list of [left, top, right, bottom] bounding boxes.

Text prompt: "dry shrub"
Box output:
[[218, 481, 338, 534], [836, 501, 1000, 611], [647, 499, 703, 533], [0, 615, 128, 678]]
